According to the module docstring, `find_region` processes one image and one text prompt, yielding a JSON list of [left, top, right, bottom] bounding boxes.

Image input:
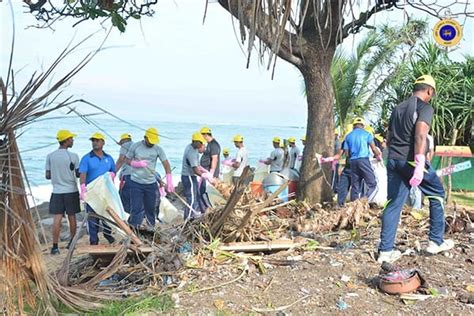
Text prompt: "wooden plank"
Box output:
[[434, 146, 472, 157], [105, 206, 143, 246], [75, 245, 153, 255], [218, 240, 305, 252]]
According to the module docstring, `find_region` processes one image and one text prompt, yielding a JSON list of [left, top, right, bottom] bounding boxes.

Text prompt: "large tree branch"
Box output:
[[218, 0, 304, 68], [341, 1, 397, 40]]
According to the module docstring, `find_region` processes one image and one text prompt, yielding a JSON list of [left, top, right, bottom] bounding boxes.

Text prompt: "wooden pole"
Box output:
[[446, 129, 458, 204], [105, 206, 143, 246]]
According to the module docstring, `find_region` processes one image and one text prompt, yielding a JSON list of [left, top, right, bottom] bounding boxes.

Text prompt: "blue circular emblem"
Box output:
[[439, 25, 456, 41]]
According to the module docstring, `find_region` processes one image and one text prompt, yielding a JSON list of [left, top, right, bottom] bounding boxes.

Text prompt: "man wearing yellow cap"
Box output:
[[199, 126, 221, 210], [260, 137, 284, 173], [342, 118, 381, 202], [125, 127, 174, 229], [222, 135, 248, 185], [45, 130, 80, 254], [378, 75, 453, 264], [115, 133, 134, 213], [181, 132, 213, 219], [79, 132, 116, 245], [288, 137, 301, 171]]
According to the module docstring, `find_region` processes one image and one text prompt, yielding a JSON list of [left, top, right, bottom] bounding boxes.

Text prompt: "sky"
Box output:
[[1, 0, 473, 127]]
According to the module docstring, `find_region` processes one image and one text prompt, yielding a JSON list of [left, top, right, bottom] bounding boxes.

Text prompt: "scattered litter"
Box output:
[[341, 274, 351, 282], [336, 297, 348, 310], [466, 285, 474, 293]]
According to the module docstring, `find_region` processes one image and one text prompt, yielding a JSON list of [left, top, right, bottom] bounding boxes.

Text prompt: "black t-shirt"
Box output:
[[200, 138, 221, 177], [387, 96, 434, 161]]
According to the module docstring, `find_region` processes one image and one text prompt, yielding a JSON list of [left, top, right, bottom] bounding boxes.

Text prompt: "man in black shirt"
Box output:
[[199, 126, 221, 211], [378, 75, 453, 264]]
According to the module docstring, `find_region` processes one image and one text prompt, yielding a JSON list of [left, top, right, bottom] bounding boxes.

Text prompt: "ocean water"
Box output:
[[17, 117, 305, 204]]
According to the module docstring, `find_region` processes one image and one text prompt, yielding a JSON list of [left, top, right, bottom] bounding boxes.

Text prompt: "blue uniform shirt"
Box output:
[[343, 128, 374, 160], [79, 150, 116, 184]]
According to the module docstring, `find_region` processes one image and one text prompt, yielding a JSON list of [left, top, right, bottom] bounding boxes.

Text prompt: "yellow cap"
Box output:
[[200, 126, 212, 134], [89, 132, 105, 141], [334, 127, 341, 135], [223, 148, 230, 154], [364, 125, 375, 135], [414, 75, 436, 91], [301, 136, 306, 142], [233, 134, 244, 142], [352, 117, 366, 126], [120, 133, 131, 141], [56, 130, 76, 142], [192, 132, 206, 143], [272, 137, 281, 143], [375, 133, 384, 143], [145, 127, 159, 145], [288, 137, 296, 143]]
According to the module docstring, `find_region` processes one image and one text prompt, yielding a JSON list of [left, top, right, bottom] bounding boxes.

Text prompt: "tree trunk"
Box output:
[[297, 52, 336, 203]]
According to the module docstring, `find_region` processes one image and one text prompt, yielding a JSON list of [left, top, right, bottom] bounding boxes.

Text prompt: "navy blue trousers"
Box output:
[[337, 167, 352, 206], [86, 204, 113, 245], [119, 175, 132, 213], [350, 158, 377, 202], [379, 159, 445, 251], [182, 175, 206, 219], [128, 179, 158, 227]]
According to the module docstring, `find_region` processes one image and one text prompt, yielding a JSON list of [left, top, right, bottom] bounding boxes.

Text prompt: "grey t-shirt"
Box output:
[[234, 147, 248, 177], [119, 140, 134, 176], [181, 144, 199, 176], [126, 141, 168, 184], [269, 148, 284, 172], [289, 146, 301, 169], [45, 149, 79, 194], [200, 138, 221, 177]]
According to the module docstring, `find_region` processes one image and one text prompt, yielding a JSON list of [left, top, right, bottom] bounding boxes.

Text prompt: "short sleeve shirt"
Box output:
[[388, 96, 434, 161], [79, 151, 115, 185], [126, 141, 168, 184], [289, 146, 301, 169], [269, 148, 284, 172], [343, 128, 374, 160], [200, 138, 221, 177], [181, 144, 199, 176], [45, 149, 79, 194], [234, 147, 248, 177], [119, 141, 134, 176]]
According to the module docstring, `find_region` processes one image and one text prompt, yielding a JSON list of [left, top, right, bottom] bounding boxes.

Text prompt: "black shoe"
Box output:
[[50, 247, 60, 255], [66, 240, 73, 249], [105, 236, 115, 244]]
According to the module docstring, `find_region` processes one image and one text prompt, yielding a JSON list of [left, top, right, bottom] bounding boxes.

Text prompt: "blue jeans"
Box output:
[[350, 158, 377, 202], [337, 167, 351, 206], [119, 175, 132, 213], [128, 179, 158, 227], [379, 159, 445, 251], [86, 204, 113, 245], [182, 175, 205, 219]]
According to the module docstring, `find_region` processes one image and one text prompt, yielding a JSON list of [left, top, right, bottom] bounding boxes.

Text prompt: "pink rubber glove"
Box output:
[[320, 156, 334, 163], [80, 183, 87, 201], [159, 186, 166, 197], [130, 160, 148, 168], [376, 155, 382, 161], [165, 173, 175, 193], [331, 160, 338, 171], [296, 154, 303, 161], [409, 154, 426, 187], [222, 159, 235, 167], [259, 159, 267, 164], [201, 172, 214, 184], [110, 172, 116, 182], [197, 166, 208, 174]]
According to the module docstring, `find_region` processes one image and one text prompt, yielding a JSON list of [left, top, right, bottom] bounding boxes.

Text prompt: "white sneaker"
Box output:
[[425, 239, 454, 254], [377, 250, 402, 264]]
